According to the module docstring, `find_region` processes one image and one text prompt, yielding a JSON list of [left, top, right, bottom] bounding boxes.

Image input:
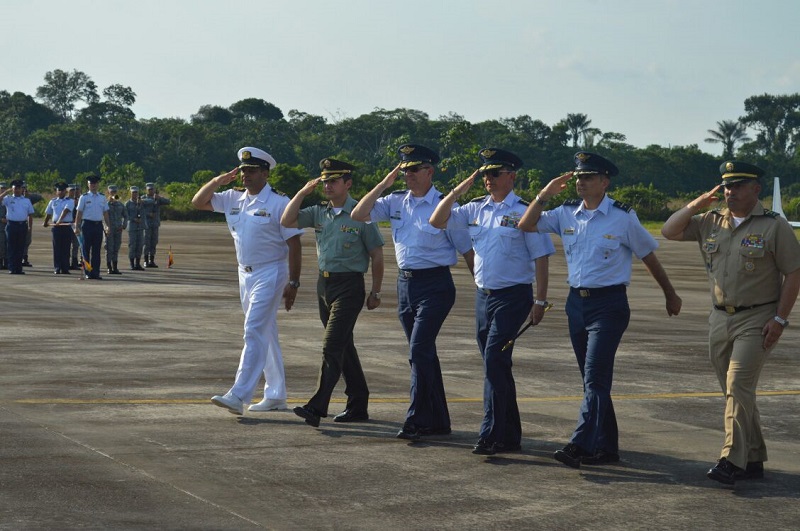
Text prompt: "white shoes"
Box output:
[[248, 398, 288, 412], [211, 393, 244, 415]]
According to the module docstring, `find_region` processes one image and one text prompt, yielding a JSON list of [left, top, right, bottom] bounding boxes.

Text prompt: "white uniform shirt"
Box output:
[[45, 197, 74, 223], [210, 184, 303, 266], [76, 192, 109, 221], [2, 196, 34, 221], [537, 195, 657, 288], [449, 191, 555, 290], [370, 185, 472, 270]]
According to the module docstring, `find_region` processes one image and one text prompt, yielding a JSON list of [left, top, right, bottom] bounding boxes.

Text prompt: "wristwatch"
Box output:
[[533, 299, 549, 307], [288, 280, 300, 289], [370, 291, 381, 300], [773, 315, 789, 327], [535, 195, 549, 206]]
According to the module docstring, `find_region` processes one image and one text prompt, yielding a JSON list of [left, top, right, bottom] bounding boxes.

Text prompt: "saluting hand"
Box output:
[[300, 177, 322, 196], [453, 170, 480, 198], [687, 185, 721, 211], [540, 172, 574, 200], [380, 163, 403, 190], [216, 168, 240, 186]]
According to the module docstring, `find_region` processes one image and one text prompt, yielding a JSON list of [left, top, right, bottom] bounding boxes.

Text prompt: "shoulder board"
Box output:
[[710, 208, 724, 216], [233, 187, 245, 192], [563, 199, 581, 206], [390, 190, 406, 195], [517, 199, 529, 206], [439, 193, 445, 200], [762, 209, 780, 219], [612, 200, 632, 213], [273, 189, 287, 196], [318, 200, 329, 206], [470, 195, 489, 203]]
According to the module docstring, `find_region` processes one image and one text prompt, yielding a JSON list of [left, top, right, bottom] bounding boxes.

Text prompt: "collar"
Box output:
[[238, 183, 272, 204], [574, 194, 612, 215], [720, 202, 765, 220], [404, 185, 439, 205], [326, 194, 357, 214]]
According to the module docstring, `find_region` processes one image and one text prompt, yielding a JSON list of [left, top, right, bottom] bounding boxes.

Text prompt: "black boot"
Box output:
[[130, 258, 136, 270], [22, 256, 32, 267], [134, 258, 145, 271], [111, 261, 122, 274], [149, 253, 158, 268], [107, 261, 113, 275]]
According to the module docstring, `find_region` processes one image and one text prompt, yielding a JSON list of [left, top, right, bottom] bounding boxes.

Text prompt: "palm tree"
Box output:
[[705, 120, 751, 159], [564, 113, 594, 148]]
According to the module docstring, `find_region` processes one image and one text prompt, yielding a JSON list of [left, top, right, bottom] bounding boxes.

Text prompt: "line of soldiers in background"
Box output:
[[0, 179, 169, 275]]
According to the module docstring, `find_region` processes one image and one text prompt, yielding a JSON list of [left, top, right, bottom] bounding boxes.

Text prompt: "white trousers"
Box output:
[[228, 262, 288, 404]]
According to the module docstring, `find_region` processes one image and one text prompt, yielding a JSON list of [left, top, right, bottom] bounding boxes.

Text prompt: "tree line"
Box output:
[[2, 69, 800, 221]]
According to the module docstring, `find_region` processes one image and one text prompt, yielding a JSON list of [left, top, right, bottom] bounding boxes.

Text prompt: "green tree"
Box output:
[[191, 105, 234, 125], [230, 98, 283, 121], [562, 113, 594, 148], [704, 119, 750, 159], [739, 93, 800, 157], [102, 84, 136, 107], [35, 69, 99, 120]]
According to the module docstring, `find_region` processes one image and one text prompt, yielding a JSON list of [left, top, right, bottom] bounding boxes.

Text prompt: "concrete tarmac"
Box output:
[[1, 222, 799, 530]]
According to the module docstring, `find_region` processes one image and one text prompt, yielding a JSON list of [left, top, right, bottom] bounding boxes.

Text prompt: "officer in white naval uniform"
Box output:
[[192, 146, 303, 416]]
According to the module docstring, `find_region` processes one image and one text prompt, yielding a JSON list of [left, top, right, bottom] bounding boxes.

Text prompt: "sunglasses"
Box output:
[[400, 165, 430, 175], [483, 169, 513, 178]]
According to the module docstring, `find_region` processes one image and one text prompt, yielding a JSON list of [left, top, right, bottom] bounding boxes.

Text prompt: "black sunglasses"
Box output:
[[483, 169, 513, 178]]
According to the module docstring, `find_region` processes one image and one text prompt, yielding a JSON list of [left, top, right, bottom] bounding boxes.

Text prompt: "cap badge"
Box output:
[[242, 151, 251, 160], [323, 159, 331, 168], [577, 153, 590, 162], [725, 162, 734, 172], [400, 146, 415, 154], [481, 149, 496, 158]]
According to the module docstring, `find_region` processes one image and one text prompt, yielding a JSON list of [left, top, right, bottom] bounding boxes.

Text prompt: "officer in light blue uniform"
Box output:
[[43, 181, 75, 274], [0, 182, 7, 270], [0, 180, 34, 274], [351, 144, 475, 440], [431, 148, 555, 455], [518, 151, 682, 468], [74, 175, 110, 280]]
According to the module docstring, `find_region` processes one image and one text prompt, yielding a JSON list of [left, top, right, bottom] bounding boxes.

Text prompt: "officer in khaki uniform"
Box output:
[[662, 160, 800, 485], [105, 185, 128, 274], [281, 158, 385, 427]]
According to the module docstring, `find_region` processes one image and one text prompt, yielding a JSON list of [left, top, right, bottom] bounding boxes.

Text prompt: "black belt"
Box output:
[[398, 266, 449, 279], [82, 220, 103, 224], [320, 270, 364, 278], [478, 284, 530, 296], [714, 301, 775, 315], [8, 220, 27, 224], [570, 285, 626, 298]]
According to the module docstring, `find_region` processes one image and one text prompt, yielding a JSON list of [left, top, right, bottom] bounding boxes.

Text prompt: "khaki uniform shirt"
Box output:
[[682, 203, 800, 308], [296, 195, 384, 273]]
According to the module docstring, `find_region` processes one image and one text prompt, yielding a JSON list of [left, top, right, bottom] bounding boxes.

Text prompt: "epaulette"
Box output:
[[762, 209, 780, 219], [390, 190, 406, 195], [274, 189, 287, 196], [710, 208, 724, 216], [233, 187, 245, 192], [439, 193, 445, 200], [517, 198, 529, 206], [563, 199, 581, 206], [470, 195, 489, 203], [319, 200, 329, 206], [612, 200, 632, 213]]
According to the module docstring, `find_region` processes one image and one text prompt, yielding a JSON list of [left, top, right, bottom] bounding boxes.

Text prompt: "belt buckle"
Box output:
[[244, 266, 253, 273], [579, 289, 590, 298], [725, 305, 735, 315], [322, 271, 330, 278], [401, 270, 412, 278]]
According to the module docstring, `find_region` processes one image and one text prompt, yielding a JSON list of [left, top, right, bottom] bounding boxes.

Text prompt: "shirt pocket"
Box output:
[[336, 232, 361, 257], [226, 213, 242, 233], [739, 245, 765, 273], [418, 224, 444, 249], [390, 217, 405, 242], [500, 227, 523, 254], [595, 236, 621, 260]]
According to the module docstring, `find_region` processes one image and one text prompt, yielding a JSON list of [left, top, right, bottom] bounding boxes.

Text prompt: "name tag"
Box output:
[[229, 207, 241, 215], [253, 209, 269, 217]]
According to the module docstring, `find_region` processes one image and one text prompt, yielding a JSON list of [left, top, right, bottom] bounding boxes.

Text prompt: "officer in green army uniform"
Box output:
[[105, 184, 128, 274], [281, 158, 385, 427], [140, 182, 170, 267], [662, 160, 800, 485], [125, 186, 146, 270]]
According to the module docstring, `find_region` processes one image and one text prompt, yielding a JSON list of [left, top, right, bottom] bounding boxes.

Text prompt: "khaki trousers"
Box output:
[[708, 304, 774, 469]]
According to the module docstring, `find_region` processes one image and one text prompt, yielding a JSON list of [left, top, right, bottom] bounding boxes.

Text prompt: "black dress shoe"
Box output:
[[734, 461, 764, 480], [472, 438, 496, 455], [333, 409, 369, 423], [293, 405, 321, 427], [554, 443, 588, 469], [581, 449, 620, 465], [493, 442, 522, 453], [396, 425, 421, 441], [707, 458, 741, 485]]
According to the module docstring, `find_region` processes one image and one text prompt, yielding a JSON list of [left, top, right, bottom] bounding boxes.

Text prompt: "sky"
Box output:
[[2, 0, 799, 154]]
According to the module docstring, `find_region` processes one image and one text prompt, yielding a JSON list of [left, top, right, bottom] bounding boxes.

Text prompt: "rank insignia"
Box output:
[[253, 209, 269, 217], [745, 261, 755, 272]]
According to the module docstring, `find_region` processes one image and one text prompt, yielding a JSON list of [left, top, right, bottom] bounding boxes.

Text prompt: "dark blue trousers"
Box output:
[[397, 267, 455, 431], [5, 221, 27, 273], [475, 284, 533, 446], [565, 287, 630, 455], [52, 225, 72, 273], [81, 220, 104, 279]]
